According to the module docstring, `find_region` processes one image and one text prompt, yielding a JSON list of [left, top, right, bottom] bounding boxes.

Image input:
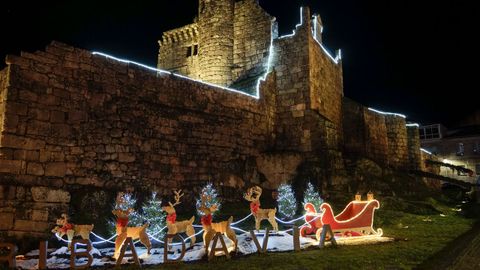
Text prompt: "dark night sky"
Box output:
[[1, 0, 478, 127]]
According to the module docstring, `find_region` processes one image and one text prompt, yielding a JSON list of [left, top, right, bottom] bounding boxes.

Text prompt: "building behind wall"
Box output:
[[420, 123, 480, 183]]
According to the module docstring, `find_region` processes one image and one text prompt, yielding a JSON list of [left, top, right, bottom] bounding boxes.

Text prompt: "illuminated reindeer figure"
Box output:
[[161, 189, 196, 248], [51, 214, 93, 250], [198, 194, 237, 252], [244, 186, 278, 231], [112, 193, 151, 258]]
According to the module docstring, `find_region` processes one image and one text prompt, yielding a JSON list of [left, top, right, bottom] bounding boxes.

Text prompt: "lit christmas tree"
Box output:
[[196, 183, 221, 216], [141, 192, 166, 236], [303, 182, 324, 210], [277, 183, 297, 218]]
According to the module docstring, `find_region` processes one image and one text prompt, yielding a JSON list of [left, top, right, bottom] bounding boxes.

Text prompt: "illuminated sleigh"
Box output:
[[318, 199, 383, 237]]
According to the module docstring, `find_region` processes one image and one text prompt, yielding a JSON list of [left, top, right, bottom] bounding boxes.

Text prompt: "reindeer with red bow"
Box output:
[[198, 194, 237, 253], [161, 189, 196, 248], [112, 193, 151, 258], [51, 214, 93, 250], [244, 186, 278, 231]]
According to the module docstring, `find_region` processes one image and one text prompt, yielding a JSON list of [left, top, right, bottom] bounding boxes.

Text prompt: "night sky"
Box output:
[[1, 0, 478, 127]]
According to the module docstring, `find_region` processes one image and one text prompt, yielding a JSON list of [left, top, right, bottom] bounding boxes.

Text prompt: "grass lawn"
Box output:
[[134, 197, 476, 270]]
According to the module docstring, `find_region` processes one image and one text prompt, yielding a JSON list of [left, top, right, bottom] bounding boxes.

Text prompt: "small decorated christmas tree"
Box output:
[[278, 183, 297, 218], [303, 182, 324, 210], [141, 192, 166, 237], [196, 183, 221, 216]]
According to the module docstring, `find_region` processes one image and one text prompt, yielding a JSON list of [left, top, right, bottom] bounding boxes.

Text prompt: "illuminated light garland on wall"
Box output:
[[91, 52, 260, 99], [277, 8, 341, 65], [278, 7, 304, 39], [312, 15, 341, 64], [406, 123, 420, 127], [93, 7, 342, 101], [367, 108, 406, 118], [254, 19, 276, 94], [421, 148, 433, 155]]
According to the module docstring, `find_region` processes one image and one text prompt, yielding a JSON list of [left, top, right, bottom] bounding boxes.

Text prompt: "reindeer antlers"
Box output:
[[168, 189, 184, 207]]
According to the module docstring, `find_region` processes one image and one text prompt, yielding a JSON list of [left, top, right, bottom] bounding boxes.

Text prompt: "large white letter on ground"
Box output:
[[163, 234, 186, 264], [249, 228, 270, 253], [208, 232, 230, 261], [116, 237, 140, 267], [70, 239, 93, 269]]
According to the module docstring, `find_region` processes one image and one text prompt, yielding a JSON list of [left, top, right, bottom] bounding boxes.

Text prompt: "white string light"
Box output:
[[231, 226, 248, 234], [421, 148, 433, 155], [275, 214, 307, 224], [406, 123, 420, 127], [367, 108, 406, 118], [91, 52, 260, 99], [278, 7, 304, 39]]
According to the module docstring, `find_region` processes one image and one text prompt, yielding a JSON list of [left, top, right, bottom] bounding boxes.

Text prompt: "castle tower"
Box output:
[[198, 0, 234, 86]]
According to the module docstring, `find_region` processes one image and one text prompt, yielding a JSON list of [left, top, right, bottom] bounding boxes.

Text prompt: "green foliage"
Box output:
[[278, 183, 297, 218], [196, 183, 221, 216], [302, 182, 323, 210]]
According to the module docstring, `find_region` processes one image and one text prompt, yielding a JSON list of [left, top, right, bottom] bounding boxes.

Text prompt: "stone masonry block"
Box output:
[[31, 209, 49, 222], [1, 134, 46, 150], [31, 187, 70, 203], [0, 160, 24, 174], [0, 212, 15, 230], [14, 219, 50, 232], [44, 162, 66, 177], [27, 162, 45, 176]]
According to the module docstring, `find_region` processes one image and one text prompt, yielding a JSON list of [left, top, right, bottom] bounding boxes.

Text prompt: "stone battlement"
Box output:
[[159, 23, 199, 46]]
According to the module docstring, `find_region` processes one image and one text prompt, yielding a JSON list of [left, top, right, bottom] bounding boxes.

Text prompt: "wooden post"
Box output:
[[39, 241, 48, 270], [163, 234, 186, 264], [293, 226, 301, 251], [116, 237, 140, 268], [318, 224, 337, 248], [208, 232, 230, 261], [70, 239, 93, 269], [0, 243, 17, 268], [249, 228, 270, 253]]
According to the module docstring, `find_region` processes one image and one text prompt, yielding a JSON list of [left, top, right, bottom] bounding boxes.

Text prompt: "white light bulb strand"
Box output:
[[275, 214, 307, 224], [231, 213, 253, 225], [92, 52, 259, 99]]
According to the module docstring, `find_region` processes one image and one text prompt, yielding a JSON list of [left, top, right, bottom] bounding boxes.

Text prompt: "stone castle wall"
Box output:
[[232, 0, 275, 83], [157, 24, 199, 79], [308, 25, 344, 139], [407, 126, 422, 170], [0, 68, 7, 138], [0, 41, 277, 238], [363, 110, 389, 166], [385, 115, 408, 169], [272, 11, 312, 153], [342, 98, 413, 169], [198, 0, 235, 86]]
